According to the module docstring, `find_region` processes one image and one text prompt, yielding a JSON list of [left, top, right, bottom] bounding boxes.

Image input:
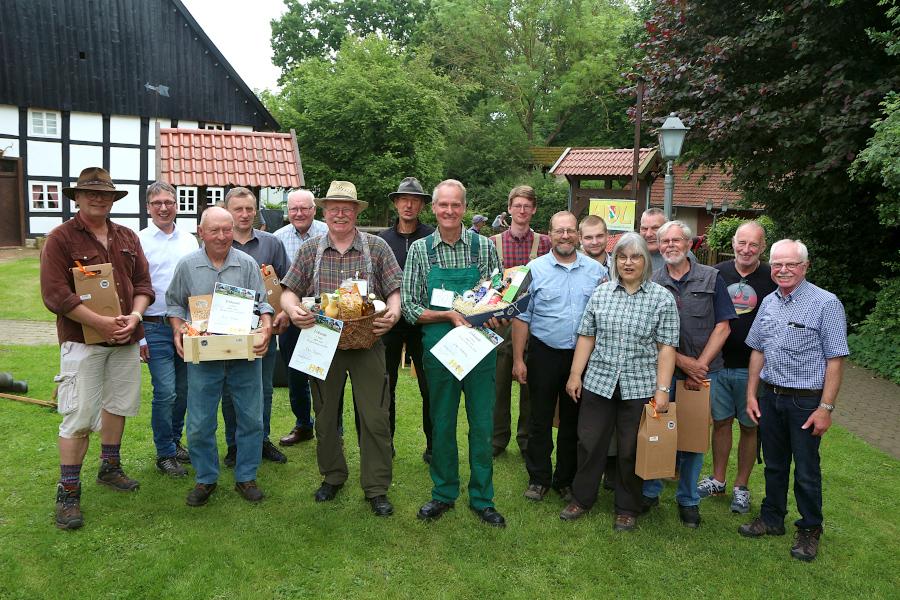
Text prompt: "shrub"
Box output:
[[704, 215, 777, 255]]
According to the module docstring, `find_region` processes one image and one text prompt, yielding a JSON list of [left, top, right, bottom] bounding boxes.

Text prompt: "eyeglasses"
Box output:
[[659, 237, 686, 246], [509, 203, 534, 211], [289, 206, 315, 213], [550, 228, 577, 236], [616, 254, 645, 263], [326, 207, 355, 216], [148, 200, 176, 209], [771, 261, 805, 271]]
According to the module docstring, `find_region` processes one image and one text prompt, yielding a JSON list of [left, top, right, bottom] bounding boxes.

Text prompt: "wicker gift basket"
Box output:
[[337, 309, 387, 350]]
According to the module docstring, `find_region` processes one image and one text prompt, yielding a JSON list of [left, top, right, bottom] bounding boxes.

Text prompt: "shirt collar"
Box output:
[[432, 225, 468, 249], [776, 278, 810, 302], [73, 211, 113, 232], [614, 279, 651, 294], [323, 228, 364, 253], [548, 251, 583, 270], [506, 228, 534, 242], [200, 247, 243, 269]]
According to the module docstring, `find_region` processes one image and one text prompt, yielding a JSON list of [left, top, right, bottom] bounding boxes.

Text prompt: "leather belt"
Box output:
[[143, 315, 165, 323], [764, 383, 821, 397]]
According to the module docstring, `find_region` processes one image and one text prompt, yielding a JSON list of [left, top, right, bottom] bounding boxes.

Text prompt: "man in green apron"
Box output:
[[401, 179, 507, 527]]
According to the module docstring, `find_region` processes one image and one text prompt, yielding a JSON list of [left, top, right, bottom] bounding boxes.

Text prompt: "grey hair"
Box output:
[[657, 219, 693, 241], [770, 238, 809, 262], [611, 232, 653, 284], [432, 179, 467, 205], [146, 181, 176, 202], [642, 207, 665, 219], [733, 220, 766, 243]]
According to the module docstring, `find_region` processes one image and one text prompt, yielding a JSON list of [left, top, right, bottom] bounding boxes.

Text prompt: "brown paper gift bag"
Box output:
[[71, 262, 120, 344], [675, 380, 712, 453], [261, 264, 283, 316], [635, 402, 677, 480]]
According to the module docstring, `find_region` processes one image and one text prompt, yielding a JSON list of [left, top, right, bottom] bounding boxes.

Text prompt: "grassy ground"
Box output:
[[0, 257, 53, 321], [0, 343, 898, 599]]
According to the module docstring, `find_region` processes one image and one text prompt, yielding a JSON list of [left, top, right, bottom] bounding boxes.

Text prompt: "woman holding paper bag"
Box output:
[[560, 232, 680, 531]]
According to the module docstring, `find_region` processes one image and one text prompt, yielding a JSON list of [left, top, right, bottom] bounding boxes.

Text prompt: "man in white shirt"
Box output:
[[137, 181, 198, 477]]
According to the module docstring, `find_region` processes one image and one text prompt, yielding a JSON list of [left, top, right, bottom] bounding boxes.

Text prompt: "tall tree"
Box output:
[[263, 36, 459, 223], [632, 0, 900, 322]]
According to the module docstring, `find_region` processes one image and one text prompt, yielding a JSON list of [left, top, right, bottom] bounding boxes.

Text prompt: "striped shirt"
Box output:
[[577, 280, 680, 400], [745, 279, 848, 390], [401, 226, 501, 325]]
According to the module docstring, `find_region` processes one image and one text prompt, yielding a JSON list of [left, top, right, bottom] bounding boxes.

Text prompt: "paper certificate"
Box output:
[[207, 282, 256, 335], [289, 314, 344, 380], [429, 326, 503, 381]]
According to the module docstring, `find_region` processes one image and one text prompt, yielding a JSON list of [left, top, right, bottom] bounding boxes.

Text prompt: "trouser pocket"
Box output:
[[54, 372, 78, 415]]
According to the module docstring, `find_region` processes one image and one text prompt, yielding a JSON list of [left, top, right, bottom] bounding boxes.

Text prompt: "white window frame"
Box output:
[[29, 181, 62, 212], [29, 110, 61, 138], [206, 187, 224, 206], [203, 122, 224, 131], [177, 186, 197, 213]]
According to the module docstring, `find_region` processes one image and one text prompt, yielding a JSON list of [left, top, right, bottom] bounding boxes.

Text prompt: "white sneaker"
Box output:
[[731, 486, 751, 513], [697, 475, 726, 498]]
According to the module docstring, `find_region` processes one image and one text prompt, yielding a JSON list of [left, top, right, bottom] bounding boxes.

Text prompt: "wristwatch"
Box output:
[[818, 402, 835, 412], [656, 385, 671, 393]]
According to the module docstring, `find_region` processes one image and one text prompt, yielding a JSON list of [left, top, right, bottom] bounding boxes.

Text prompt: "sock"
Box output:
[[100, 444, 121, 463], [59, 464, 82, 488], [712, 478, 725, 487]]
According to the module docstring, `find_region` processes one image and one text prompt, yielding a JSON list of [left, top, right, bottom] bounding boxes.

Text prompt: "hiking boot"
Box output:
[[156, 456, 188, 477], [55, 484, 83, 530], [790, 526, 822, 562], [262, 440, 288, 464], [97, 459, 139, 492], [697, 475, 726, 498], [738, 516, 786, 537], [730, 486, 751, 514], [235, 480, 264, 503], [613, 514, 637, 532], [186, 483, 217, 506], [523, 483, 550, 501], [175, 441, 191, 464], [678, 504, 701, 528], [223, 446, 237, 468], [559, 502, 588, 522]]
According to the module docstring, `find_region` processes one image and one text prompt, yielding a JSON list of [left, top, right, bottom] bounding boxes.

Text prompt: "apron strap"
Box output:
[[490, 232, 502, 265], [529, 231, 540, 261], [311, 231, 375, 296]]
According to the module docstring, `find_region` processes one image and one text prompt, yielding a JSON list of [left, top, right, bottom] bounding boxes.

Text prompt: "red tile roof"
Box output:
[[648, 164, 741, 209], [157, 128, 303, 188], [550, 147, 657, 177]]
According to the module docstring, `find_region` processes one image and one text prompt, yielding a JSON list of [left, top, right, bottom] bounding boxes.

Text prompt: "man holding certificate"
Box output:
[[166, 207, 273, 507], [280, 181, 402, 518], [401, 179, 507, 528]]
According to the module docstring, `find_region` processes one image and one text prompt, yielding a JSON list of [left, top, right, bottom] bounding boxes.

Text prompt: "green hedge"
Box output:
[[847, 265, 900, 384]]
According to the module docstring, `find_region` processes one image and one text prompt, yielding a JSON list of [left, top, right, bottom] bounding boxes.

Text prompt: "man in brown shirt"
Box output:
[[40, 167, 154, 530]]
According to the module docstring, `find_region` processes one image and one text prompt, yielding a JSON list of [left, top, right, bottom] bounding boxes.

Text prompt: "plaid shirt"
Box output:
[[401, 226, 501, 325], [577, 280, 680, 400], [273, 220, 328, 266], [281, 230, 401, 300], [745, 279, 848, 390], [491, 228, 551, 268]]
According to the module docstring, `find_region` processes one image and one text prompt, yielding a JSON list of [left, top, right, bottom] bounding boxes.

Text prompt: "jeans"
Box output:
[[187, 359, 263, 484], [144, 321, 187, 457], [222, 338, 276, 445], [279, 324, 313, 428], [758, 388, 824, 529], [642, 372, 719, 507]]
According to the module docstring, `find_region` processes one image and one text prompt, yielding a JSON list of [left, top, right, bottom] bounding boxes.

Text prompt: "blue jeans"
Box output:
[[222, 338, 276, 445], [145, 321, 187, 457], [642, 372, 719, 507], [278, 324, 313, 428], [187, 359, 263, 484], [758, 388, 823, 529]]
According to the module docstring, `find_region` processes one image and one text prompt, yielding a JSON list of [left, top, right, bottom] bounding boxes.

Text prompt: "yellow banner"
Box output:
[[588, 199, 635, 232]]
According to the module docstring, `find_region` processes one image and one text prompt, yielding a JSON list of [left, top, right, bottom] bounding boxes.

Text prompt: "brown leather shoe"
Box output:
[[559, 501, 588, 521], [279, 426, 314, 446], [790, 526, 822, 562], [614, 514, 637, 531], [55, 484, 83, 530], [186, 482, 217, 506], [97, 459, 139, 492], [235, 480, 264, 503]]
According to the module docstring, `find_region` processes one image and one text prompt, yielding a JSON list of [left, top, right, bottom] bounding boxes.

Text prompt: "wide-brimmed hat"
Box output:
[[389, 177, 431, 203], [314, 181, 368, 211], [63, 167, 128, 201]]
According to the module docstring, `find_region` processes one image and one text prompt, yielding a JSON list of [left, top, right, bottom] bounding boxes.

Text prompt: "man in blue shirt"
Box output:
[[512, 211, 607, 502], [739, 239, 848, 562]]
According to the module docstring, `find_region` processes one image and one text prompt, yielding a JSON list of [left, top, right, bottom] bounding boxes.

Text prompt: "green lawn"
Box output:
[[0, 343, 898, 599], [0, 257, 53, 321]]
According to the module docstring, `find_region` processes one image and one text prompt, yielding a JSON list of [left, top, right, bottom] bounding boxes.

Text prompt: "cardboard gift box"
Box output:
[[182, 333, 265, 364], [675, 381, 712, 453], [635, 402, 677, 480], [71, 262, 120, 344], [261, 265, 283, 316], [501, 266, 531, 302]]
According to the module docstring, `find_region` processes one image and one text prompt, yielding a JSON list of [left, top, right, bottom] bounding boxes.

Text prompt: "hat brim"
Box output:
[[389, 191, 431, 203], [63, 186, 128, 201], [314, 196, 369, 211]]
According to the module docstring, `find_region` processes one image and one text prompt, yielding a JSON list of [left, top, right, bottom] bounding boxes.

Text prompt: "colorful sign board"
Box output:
[[588, 199, 636, 232]]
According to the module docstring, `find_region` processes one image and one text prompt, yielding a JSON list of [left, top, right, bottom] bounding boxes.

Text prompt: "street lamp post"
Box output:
[[706, 199, 729, 230], [658, 113, 689, 221]]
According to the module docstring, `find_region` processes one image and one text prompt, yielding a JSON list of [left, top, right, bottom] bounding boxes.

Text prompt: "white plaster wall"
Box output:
[[109, 147, 141, 181], [113, 184, 141, 214], [112, 217, 140, 232], [0, 139, 20, 157], [109, 115, 141, 144], [69, 112, 103, 143], [29, 216, 63, 234], [69, 144, 103, 177], [0, 105, 18, 135], [153, 118, 172, 131], [26, 140, 62, 176], [177, 120, 198, 129], [147, 148, 156, 179], [231, 124, 253, 132]]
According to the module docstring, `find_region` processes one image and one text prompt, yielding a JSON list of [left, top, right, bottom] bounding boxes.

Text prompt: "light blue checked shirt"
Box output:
[[516, 251, 607, 350], [274, 220, 328, 266], [745, 279, 848, 390]]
